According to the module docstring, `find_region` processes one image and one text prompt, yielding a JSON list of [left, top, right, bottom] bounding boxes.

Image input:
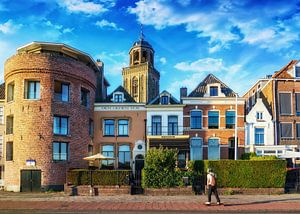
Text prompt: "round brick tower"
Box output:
[[4, 42, 98, 191]]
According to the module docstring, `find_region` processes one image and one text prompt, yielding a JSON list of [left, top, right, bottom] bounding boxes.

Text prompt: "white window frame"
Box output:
[[279, 92, 293, 115], [280, 122, 294, 140], [256, 111, 263, 120], [112, 92, 125, 103], [190, 109, 203, 129], [208, 110, 220, 129]]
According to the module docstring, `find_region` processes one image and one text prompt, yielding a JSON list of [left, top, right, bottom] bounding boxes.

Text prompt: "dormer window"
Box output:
[[256, 112, 263, 120], [210, 86, 218, 96], [295, 66, 300, 78], [160, 95, 169, 105], [112, 92, 124, 103]]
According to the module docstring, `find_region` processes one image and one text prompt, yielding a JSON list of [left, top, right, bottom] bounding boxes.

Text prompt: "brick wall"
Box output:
[[4, 52, 97, 191]]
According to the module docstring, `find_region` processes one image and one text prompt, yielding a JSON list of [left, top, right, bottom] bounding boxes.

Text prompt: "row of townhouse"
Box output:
[[0, 36, 298, 192], [243, 60, 300, 158]]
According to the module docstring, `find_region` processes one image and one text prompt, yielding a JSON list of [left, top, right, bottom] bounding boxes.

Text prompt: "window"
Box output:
[[151, 116, 162, 135], [296, 93, 300, 116], [226, 111, 235, 129], [25, 80, 40, 99], [53, 142, 68, 161], [81, 88, 90, 107], [7, 82, 14, 102], [0, 106, 4, 124], [89, 119, 94, 137], [210, 86, 218, 96], [104, 119, 115, 136], [132, 77, 138, 98], [208, 111, 219, 129], [168, 116, 178, 135], [6, 142, 13, 161], [118, 145, 130, 169], [208, 138, 220, 160], [113, 94, 123, 103], [160, 96, 169, 105], [190, 138, 203, 160], [190, 110, 202, 129], [279, 93, 292, 115], [118, 119, 129, 136], [88, 145, 93, 156], [6, 115, 13, 134], [256, 112, 263, 120], [102, 145, 114, 168], [0, 135, 3, 157], [280, 123, 293, 139], [53, 116, 69, 135], [54, 81, 69, 102], [178, 151, 186, 168], [297, 124, 300, 140], [255, 128, 264, 145], [296, 66, 300, 77]]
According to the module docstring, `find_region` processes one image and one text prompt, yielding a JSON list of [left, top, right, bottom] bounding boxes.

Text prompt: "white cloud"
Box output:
[[96, 51, 128, 76], [95, 19, 124, 31], [159, 57, 167, 64], [0, 20, 22, 34], [177, 0, 191, 7], [128, 0, 300, 53], [58, 0, 113, 15], [42, 20, 74, 40], [175, 58, 223, 72]]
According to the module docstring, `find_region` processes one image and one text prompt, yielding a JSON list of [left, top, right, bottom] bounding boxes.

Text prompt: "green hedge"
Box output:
[[142, 147, 180, 188], [67, 169, 131, 186], [189, 160, 287, 188]]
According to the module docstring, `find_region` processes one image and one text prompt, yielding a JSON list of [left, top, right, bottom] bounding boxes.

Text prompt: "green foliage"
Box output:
[[142, 147, 180, 188], [189, 159, 286, 188], [242, 152, 279, 160], [67, 169, 131, 186]]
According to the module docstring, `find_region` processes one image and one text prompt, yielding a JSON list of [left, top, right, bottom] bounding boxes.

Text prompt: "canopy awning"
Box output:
[[83, 153, 115, 161], [278, 151, 300, 158]]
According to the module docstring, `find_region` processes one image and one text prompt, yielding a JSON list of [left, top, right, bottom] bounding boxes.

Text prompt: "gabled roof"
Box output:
[[105, 85, 136, 103], [272, 60, 298, 78], [188, 73, 236, 97], [148, 90, 180, 105], [0, 83, 5, 100]]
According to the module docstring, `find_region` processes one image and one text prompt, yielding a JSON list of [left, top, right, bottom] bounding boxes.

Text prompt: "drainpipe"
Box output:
[[144, 119, 147, 152], [235, 93, 238, 160], [273, 79, 278, 146]]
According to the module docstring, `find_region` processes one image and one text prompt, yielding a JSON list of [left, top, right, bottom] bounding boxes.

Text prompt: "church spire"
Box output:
[[139, 24, 145, 41]]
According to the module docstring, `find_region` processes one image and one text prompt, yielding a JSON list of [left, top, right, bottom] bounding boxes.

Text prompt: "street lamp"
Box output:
[[234, 93, 238, 160]]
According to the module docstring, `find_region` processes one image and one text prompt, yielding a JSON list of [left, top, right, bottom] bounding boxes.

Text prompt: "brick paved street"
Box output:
[[0, 191, 300, 213]]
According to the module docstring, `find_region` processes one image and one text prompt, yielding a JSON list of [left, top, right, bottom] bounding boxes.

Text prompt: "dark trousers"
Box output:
[[208, 185, 220, 203]]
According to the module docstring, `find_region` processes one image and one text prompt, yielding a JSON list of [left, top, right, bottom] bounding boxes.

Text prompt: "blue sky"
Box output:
[[0, 0, 300, 98]]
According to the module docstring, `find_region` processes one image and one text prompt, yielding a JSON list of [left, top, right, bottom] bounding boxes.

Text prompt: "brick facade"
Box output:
[[4, 50, 97, 191]]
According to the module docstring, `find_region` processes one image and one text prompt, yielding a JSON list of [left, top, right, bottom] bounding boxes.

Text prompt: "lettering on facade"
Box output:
[[96, 106, 144, 111]]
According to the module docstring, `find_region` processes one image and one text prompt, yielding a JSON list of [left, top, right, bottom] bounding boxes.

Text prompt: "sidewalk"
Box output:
[[0, 191, 300, 213]]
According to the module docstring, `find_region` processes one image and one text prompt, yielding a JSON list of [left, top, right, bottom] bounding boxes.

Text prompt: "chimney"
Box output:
[[96, 59, 103, 68], [180, 87, 187, 99]]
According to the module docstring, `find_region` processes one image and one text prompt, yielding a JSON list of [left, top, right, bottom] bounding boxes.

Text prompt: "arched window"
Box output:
[[132, 77, 138, 98], [133, 51, 139, 63], [208, 138, 220, 160], [142, 50, 147, 63], [190, 138, 203, 160]]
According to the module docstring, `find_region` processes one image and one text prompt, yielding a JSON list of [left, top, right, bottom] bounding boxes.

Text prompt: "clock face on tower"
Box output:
[[138, 145, 143, 150]]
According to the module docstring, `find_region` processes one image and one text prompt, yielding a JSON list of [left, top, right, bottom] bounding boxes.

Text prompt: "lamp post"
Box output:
[[234, 93, 238, 160]]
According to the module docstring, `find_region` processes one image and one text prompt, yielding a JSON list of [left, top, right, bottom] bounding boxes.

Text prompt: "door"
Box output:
[[21, 170, 41, 192], [134, 155, 144, 187], [228, 138, 235, 160]]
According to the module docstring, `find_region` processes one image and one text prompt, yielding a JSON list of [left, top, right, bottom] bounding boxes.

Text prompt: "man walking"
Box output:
[[205, 168, 221, 205]]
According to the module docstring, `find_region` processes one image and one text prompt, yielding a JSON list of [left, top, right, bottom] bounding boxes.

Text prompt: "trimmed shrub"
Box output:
[[189, 160, 286, 188], [142, 147, 179, 188], [67, 169, 131, 186], [242, 152, 279, 160]]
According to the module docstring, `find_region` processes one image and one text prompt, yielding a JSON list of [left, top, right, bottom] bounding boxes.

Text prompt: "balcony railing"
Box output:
[[147, 126, 184, 136]]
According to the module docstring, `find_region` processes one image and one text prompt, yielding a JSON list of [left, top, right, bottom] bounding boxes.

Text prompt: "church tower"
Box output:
[[122, 30, 160, 103]]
